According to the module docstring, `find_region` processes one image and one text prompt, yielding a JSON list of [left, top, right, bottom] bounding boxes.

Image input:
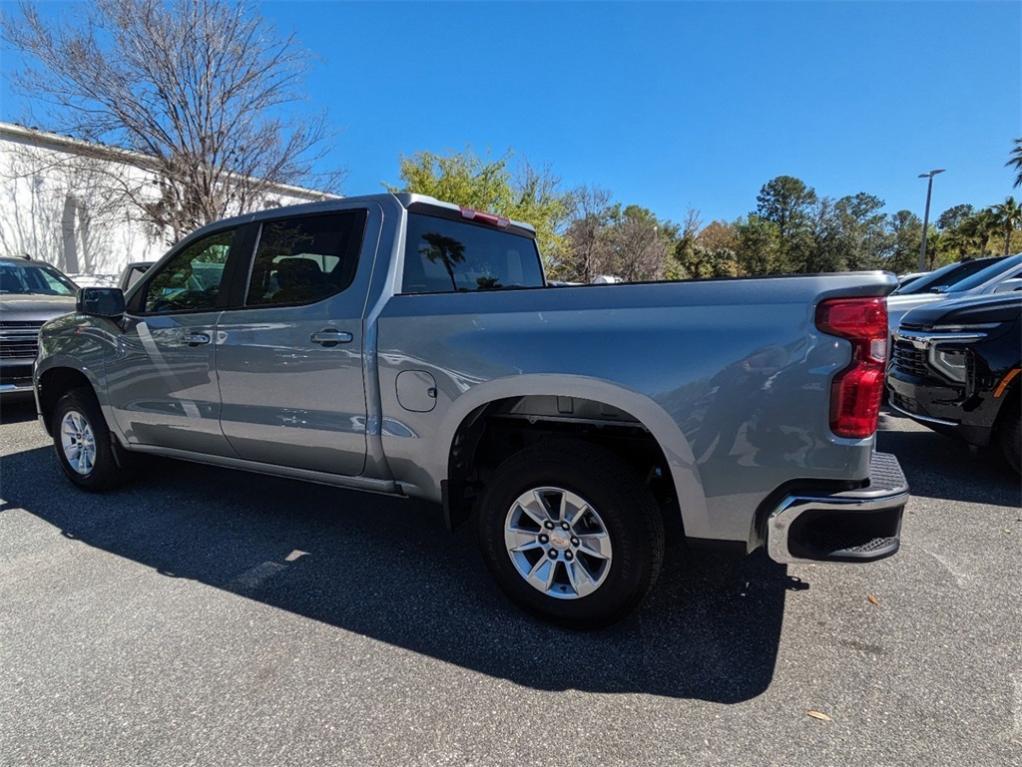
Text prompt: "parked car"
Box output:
[[117, 261, 155, 292], [895, 271, 929, 291], [887, 254, 1022, 333], [0, 255, 78, 395], [888, 293, 1021, 473], [890, 258, 994, 297], [34, 193, 908, 626]]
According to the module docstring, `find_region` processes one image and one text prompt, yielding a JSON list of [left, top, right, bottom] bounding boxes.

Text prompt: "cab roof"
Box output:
[[183, 192, 537, 246]]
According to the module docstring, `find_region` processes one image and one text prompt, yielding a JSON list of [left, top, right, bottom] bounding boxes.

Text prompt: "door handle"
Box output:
[[310, 329, 353, 347], [184, 332, 211, 346]]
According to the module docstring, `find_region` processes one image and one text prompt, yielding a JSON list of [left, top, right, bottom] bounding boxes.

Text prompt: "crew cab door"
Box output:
[[214, 208, 375, 476], [108, 227, 241, 456]]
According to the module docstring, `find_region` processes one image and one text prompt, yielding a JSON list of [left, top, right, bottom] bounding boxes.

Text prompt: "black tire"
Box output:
[[476, 440, 665, 628], [51, 387, 133, 491], [998, 398, 1021, 475]]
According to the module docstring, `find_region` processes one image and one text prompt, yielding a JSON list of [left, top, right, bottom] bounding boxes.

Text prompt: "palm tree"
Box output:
[[923, 227, 944, 270], [944, 224, 973, 259], [420, 232, 466, 291], [1008, 138, 1022, 188], [993, 196, 1022, 255], [962, 209, 999, 255]]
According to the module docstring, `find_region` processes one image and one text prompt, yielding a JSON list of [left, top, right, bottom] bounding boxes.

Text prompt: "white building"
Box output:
[[0, 122, 331, 282]]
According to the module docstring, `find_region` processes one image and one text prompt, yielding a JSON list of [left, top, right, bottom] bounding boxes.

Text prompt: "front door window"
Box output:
[[144, 230, 235, 314]]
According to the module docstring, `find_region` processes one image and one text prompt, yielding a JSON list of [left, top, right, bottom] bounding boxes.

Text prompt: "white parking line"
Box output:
[[225, 550, 309, 593]]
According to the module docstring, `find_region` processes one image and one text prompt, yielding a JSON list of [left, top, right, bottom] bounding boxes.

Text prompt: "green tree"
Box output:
[[808, 193, 888, 272], [1008, 138, 1022, 188], [937, 204, 975, 231], [559, 190, 679, 282], [962, 209, 999, 255], [942, 221, 975, 259], [391, 149, 571, 268], [755, 176, 818, 271], [923, 227, 946, 269], [613, 206, 675, 281], [665, 210, 701, 280], [992, 196, 1022, 255], [735, 215, 782, 276], [835, 193, 888, 270], [807, 197, 843, 272], [607, 205, 675, 282], [886, 210, 923, 273], [687, 220, 740, 278], [756, 176, 818, 237]]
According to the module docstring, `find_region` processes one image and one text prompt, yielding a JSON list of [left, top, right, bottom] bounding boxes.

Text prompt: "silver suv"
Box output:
[[1, 255, 77, 395]]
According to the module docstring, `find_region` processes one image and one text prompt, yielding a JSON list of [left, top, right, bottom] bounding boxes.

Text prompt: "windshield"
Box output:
[[893, 259, 995, 295], [0, 261, 78, 296], [944, 254, 1022, 293]]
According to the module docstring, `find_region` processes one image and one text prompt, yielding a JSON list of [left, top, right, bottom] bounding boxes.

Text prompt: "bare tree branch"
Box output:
[[2, 0, 340, 243]]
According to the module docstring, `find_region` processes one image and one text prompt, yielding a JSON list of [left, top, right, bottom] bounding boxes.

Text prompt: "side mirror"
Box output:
[[77, 287, 125, 318], [992, 278, 1022, 294]]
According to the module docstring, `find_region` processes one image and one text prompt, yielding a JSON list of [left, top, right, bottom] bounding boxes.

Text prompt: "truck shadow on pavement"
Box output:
[[1, 440, 797, 704], [877, 412, 1021, 508], [0, 395, 39, 424]]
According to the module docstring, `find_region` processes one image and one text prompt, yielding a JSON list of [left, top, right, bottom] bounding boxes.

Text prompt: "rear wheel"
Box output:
[[476, 441, 665, 628], [52, 388, 133, 490]]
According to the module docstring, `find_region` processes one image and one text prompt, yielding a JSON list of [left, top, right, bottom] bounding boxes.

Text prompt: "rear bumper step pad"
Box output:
[[767, 452, 909, 565]]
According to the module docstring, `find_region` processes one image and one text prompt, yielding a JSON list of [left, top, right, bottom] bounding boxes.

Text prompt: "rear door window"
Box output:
[[402, 213, 544, 294], [245, 211, 366, 307]]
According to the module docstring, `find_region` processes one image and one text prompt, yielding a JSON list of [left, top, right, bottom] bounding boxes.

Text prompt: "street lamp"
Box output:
[[918, 169, 945, 271]]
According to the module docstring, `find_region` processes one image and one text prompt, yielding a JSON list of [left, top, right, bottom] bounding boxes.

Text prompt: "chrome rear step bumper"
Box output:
[[767, 452, 909, 565]]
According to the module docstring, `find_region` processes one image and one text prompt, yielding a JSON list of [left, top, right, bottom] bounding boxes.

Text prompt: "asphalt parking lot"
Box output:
[[1, 398, 1019, 767]]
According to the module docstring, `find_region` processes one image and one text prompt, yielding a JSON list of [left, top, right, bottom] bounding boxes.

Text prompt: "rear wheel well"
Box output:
[[37, 368, 94, 434], [992, 375, 1020, 436], [996, 376, 1020, 416], [445, 396, 678, 533], [994, 378, 1021, 470]]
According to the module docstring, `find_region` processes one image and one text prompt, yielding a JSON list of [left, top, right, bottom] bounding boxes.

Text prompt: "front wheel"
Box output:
[[476, 441, 665, 628], [52, 387, 133, 491], [998, 399, 1020, 475]]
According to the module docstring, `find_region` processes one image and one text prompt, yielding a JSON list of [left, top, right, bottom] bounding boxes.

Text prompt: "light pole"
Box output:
[[918, 169, 945, 271]]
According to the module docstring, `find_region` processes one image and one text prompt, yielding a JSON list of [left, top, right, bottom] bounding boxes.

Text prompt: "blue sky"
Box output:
[[3, 1, 1020, 223]]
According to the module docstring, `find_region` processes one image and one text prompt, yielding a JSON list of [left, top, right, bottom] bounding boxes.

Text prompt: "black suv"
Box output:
[[887, 293, 1021, 473], [0, 255, 78, 395]]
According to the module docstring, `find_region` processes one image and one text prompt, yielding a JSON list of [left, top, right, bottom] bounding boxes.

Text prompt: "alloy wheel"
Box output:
[[503, 486, 613, 600], [60, 410, 97, 475]]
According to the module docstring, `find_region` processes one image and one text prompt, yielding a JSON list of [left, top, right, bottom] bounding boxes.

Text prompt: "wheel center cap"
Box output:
[[549, 532, 571, 550]]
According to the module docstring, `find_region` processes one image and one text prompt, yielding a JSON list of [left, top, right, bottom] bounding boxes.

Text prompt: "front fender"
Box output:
[[35, 316, 121, 439]]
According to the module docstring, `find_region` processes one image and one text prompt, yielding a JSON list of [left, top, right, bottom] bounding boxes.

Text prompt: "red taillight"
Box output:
[[816, 297, 888, 439], [459, 207, 510, 228]]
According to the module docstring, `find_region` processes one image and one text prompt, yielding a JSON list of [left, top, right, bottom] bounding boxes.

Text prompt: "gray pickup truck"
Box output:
[[34, 193, 908, 626]]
